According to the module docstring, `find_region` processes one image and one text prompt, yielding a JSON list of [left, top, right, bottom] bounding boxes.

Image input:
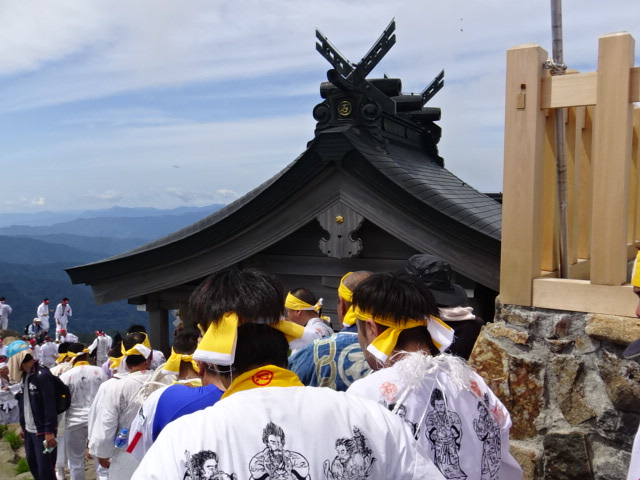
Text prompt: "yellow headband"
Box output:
[[632, 250, 640, 287], [354, 306, 454, 363], [285, 292, 322, 313], [56, 352, 68, 364], [193, 312, 317, 366], [338, 272, 354, 302], [67, 348, 90, 359], [162, 348, 200, 375], [338, 272, 357, 327], [110, 333, 152, 370]]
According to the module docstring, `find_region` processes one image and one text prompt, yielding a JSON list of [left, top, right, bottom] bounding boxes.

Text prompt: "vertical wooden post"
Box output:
[[565, 107, 578, 265], [576, 106, 593, 260], [147, 307, 170, 356], [591, 33, 635, 285], [633, 107, 640, 245], [630, 107, 640, 247], [501, 44, 548, 305], [542, 111, 559, 272]]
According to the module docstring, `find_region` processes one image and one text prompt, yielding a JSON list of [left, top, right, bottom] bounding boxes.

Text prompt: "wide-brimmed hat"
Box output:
[[405, 254, 469, 307]]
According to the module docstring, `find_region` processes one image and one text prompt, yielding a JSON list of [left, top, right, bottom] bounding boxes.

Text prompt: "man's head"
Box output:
[[189, 268, 288, 378], [262, 421, 285, 453], [190, 451, 218, 477], [68, 342, 88, 363], [352, 272, 442, 369], [0, 297, 5, 303], [405, 254, 468, 308], [337, 271, 372, 325], [61, 297, 69, 305], [121, 331, 153, 371], [43, 298, 49, 305], [285, 288, 320, 326], [33, 317, 41, 325]]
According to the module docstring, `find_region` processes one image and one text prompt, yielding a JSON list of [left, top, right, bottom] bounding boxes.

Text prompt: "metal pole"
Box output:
[[550, 0, 570, 278]]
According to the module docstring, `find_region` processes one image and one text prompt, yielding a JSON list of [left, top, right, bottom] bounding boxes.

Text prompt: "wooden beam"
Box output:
[[541, 71, 597, 108], [591, 33, 635, 285], [500, 44, 548, 306], [532, 278, 637, 317]]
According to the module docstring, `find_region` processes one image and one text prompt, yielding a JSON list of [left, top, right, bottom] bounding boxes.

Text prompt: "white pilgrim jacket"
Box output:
[[131, 372, 446, 480], [60, 363, 108, 431], [348, 352, 523, 480], [88, 370, 152, 479]]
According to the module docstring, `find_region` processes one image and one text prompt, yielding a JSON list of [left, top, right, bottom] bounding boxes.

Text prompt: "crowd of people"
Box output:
[[0, 252, 637, 479]]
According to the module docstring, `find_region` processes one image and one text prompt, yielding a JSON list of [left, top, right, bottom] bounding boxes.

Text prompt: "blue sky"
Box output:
[[1, 0, 639, 213]]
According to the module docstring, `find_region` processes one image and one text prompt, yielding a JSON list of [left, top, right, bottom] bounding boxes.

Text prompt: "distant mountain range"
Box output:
[[0, 204, 225, 337]]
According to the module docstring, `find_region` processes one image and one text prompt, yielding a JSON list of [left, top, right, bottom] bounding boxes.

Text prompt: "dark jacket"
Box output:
[[17, 361, 58, 436]]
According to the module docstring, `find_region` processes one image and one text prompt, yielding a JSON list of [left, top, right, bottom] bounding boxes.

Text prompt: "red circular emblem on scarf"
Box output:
[[252, 370, 274, 386]]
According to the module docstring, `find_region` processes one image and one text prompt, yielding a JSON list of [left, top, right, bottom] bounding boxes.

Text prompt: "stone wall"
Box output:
[[469, 300, 640, 480]]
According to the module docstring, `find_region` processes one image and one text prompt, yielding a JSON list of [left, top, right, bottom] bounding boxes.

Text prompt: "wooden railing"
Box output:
[[500, 32, 640, 317]]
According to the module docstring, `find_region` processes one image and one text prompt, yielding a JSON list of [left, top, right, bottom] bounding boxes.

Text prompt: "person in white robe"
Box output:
[[285, 289, 335, 355], [37, 298, 52, 334], [346, 271, 523, 480], [60, 343, 108, 480], [88, 332, 153, 479], [131, 268, 442, 480], [39, 337, 59, 369], [0, 362, 19, 424], [54, 298, 72, 341], [87, 331, 112, 366]]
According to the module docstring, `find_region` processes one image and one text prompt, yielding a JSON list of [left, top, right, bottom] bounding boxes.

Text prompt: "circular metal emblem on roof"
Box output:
[[338, 100, 352, 117], [335, 216, 344, 224]]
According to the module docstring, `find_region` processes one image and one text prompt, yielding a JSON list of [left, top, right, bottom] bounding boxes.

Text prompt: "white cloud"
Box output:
[[0, 0, 639, 211]]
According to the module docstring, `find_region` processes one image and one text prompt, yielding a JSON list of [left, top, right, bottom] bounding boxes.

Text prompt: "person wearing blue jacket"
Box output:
[[7, 340, 59, 480]]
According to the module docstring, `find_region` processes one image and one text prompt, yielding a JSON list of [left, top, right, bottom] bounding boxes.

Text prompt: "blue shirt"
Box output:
[[288, 332, 371, 391]]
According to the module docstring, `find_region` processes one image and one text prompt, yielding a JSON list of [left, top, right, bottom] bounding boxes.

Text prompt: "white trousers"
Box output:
[[65, 426, 87, 480]]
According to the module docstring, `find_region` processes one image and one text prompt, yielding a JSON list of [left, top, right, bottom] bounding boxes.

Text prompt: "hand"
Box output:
[[98, 457, 111, 468], [19, 430, 24, 440], [85, 448, 93, 460], [44, 433, 56, 448]]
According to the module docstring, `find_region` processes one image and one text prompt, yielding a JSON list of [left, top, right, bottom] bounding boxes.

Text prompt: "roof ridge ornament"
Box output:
[[316, 19, 397, 115]]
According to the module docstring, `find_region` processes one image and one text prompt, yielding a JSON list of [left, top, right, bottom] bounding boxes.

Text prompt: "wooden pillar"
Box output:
[[576, 106, 593, 260], [147, 308, 169, 357], [500, 44, 548, 305], [633, 107, 640, 245], [591, 33, 635, 285]]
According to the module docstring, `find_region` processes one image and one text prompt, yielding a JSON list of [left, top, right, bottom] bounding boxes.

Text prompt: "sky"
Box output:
[[0, 1, 639, 213]]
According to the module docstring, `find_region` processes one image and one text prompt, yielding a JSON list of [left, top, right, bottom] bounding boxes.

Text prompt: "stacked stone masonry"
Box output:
[[469, 300, 640, 480]]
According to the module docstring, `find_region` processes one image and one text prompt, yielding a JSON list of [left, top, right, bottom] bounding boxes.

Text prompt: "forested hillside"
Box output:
[[0, 204, 225, 337]]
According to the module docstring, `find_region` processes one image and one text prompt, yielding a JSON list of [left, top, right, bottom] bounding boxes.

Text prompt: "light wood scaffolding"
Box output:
[[500, 32, 640, 317]]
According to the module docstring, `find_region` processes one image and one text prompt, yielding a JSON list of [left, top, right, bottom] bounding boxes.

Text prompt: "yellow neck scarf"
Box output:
[[338, 272, 357, 327], [162, 348, 199, 375], [633, 251, 640, 287], [221, 365, 303, 399], [354, 306, 455, 363], [193, 312, 314, 366]]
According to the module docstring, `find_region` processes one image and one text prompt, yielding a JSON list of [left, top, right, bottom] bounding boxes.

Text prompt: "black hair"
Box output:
[[57, 342, 71, 355], [188, 268, 284, 331], [68, 342, 86, 354], [62, 297, 69, 302], [172, 328, 200, 355], [127, 324, 147, 334], [289, 288, 317, 306], [123, 332, 150, 368], [232, 323, 289, 375], [352, 272, 439, 323]]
